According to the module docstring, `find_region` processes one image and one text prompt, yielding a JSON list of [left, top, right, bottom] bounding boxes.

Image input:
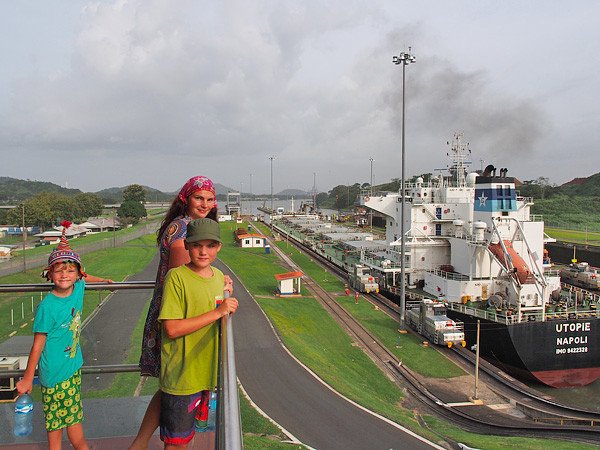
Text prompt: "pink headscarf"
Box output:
[[178, 176, 217, 207]]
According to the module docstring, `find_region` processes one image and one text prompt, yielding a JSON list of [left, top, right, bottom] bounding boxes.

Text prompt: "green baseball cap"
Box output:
[[186, 218, 221, 243]]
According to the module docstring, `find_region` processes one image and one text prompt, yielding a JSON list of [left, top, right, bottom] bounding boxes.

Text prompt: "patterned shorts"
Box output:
[[160, 390, 210, 445], [41, 369, 83, 431]]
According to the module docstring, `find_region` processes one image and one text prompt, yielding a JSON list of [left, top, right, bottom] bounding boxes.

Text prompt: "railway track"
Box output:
[[262, 222, 600, 444]]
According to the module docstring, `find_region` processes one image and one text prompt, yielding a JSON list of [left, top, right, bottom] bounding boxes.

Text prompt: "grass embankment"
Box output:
[[545, 227, 600, 246], [226, 221, 595, 450]]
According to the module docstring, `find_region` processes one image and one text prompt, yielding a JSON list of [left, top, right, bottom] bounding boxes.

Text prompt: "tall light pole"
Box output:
[[392, 47, 416, 325], [369, 157, 374, 232], [313, 172, 317, 211], [269, 156, 275, 212], [240, 182, 244, 216]]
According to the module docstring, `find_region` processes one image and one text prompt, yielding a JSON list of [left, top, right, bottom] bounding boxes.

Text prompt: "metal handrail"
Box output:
[[0, 281, 155, 293], [0, 281, 242, 448], [1, 363, 141, 378], [217, 313, 243, 450]]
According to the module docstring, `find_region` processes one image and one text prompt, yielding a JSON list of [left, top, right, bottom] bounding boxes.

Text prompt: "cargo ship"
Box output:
[[359, 133, 600, 388]]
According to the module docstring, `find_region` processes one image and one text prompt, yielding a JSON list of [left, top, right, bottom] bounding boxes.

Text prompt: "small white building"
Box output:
[[35, 225, 89, 245], [236, 233, 266, 248], [234, 227, 266, 248]]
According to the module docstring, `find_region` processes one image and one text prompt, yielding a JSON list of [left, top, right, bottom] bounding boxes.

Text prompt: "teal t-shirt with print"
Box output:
[[34, 279, 85, 388]]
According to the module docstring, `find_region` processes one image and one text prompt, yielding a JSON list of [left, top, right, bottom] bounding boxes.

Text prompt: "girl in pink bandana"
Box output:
[[132, 176, 232, 449]]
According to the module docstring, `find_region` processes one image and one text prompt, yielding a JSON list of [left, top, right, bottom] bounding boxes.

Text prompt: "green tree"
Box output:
[[123, 184, 147, 203], [73, 193, 104, 221], [117, 199, 147, 225], [521, 177, 555, 200], [316, 192, 329, 206], [328, 184, 362, 210], [5, 193, 63, 229]]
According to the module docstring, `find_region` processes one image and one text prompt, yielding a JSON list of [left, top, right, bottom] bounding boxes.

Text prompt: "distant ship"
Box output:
[[360, 133, 600, 388]]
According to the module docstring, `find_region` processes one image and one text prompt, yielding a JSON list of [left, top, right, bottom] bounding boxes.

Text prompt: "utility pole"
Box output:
[[113, 207, 117, 248], [21, 205, 27, 272], [392, 47, 416, 326], [269, 156, 275, 212]]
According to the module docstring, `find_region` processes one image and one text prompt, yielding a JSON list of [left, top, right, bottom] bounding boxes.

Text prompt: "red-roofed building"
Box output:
[[234, 227, 266, 248], [274, 271, 304, 296]]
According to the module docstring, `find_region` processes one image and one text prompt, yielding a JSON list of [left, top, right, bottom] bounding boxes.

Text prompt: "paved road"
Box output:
[[214, 260, 440, 450], [81, 255, 159, 391]]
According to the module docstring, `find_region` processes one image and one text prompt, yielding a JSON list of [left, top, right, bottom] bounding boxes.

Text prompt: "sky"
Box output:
[[1, 1, 599, 195]]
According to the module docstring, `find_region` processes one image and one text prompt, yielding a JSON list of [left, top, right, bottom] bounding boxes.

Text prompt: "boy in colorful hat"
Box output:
[[17, 221, 112, 450]]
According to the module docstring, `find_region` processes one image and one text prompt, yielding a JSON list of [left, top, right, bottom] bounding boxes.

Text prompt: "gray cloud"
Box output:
[[0, 1, 597, 194]]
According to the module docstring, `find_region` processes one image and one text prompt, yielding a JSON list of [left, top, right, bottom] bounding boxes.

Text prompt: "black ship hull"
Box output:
[[446, 310, 600, 388]]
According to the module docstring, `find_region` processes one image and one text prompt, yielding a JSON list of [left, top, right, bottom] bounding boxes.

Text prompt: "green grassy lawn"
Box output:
[[545, 227, 600, 245], [274, 241, 346, 293]]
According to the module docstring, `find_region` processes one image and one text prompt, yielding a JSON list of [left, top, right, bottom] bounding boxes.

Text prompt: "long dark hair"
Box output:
[[157, 197, 217, 245]]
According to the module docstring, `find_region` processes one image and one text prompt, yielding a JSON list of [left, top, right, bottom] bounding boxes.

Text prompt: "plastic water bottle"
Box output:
[[13, 394, 34, 437], [206, 390, 217, 431]]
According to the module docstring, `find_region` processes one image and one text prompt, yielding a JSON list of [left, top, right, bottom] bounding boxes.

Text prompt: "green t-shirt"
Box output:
[[159, 264, 225, 395], [33, 279, 85, 388]]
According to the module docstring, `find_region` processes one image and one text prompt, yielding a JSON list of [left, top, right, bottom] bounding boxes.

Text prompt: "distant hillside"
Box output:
[[95, 182, 236, 203], [558, 173, 600, 196], [94, 186, 175, 203], [0, 177, 82, 203], [276, 189, 311, 198], [0, 176, 242, 204]]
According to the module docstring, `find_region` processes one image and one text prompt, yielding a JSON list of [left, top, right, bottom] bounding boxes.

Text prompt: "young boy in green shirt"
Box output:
[[158, 218, 238, 448]]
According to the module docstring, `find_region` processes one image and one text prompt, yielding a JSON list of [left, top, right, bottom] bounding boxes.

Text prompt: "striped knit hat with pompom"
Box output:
[[42, 221, 85, 279]]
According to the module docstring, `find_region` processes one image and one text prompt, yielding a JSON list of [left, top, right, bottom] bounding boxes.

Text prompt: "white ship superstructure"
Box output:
[[360, 133, 561, 321]]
